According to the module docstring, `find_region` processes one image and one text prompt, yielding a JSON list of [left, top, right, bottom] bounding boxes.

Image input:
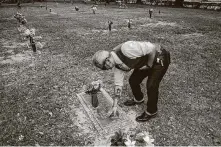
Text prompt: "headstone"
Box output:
[[76, 92, 136, 136], [75, 6, 79, 11], [128, 19, 131, 29], [92, 5, 97, 14], [30, 36, 36, 52], [149, 8, 153, 18], [108, 21, 113, 31]]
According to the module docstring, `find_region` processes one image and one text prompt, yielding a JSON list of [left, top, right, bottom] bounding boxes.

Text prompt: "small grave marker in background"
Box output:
[[108, 21, 113, 31], [128, 19, 131, 29], [149, 8, 153, 18], [30, 36, 36, 52], [75, 6, 79, 11], [92, 5, 97, 14]]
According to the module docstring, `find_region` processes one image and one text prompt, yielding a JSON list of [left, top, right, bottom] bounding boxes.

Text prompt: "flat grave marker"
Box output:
[[76, 91, 136, 136]]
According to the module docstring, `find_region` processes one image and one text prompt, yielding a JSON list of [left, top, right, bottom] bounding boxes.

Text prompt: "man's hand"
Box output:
[[139, 65, 151, 71], [107, 85, 122, 118], [115, 85, 122, 96], [83, 80, 103, 93]]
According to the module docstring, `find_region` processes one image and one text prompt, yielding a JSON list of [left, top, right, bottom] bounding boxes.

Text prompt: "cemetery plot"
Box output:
[[76, 92, 136, 136]]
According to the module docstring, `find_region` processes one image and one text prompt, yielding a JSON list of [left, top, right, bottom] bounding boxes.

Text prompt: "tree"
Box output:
[[17, 0, 21, 8], [136, 0, 143, 4], [174, 0, 184, 7]]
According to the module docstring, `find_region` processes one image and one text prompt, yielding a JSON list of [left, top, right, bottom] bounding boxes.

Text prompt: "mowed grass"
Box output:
[[0, 2, 221, 146]]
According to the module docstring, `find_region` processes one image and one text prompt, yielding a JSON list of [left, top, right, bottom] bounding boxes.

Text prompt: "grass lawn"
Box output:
[[0, 2, 221, 146]]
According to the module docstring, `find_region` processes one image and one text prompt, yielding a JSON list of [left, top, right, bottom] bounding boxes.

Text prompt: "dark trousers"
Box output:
[[129, 49, 171, 114]]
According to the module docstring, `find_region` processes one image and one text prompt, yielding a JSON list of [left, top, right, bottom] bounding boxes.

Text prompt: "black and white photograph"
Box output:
[[0, 0, 220, 145]]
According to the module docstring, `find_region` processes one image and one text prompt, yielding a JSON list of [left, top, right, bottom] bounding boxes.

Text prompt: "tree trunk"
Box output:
[[136, 0, 143, 4], [17, 0, 21, 8], [175, 0, 183, 7]]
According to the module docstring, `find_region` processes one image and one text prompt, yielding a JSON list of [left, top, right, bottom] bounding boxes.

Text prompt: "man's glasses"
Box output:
[[101, 54, 111, 70]]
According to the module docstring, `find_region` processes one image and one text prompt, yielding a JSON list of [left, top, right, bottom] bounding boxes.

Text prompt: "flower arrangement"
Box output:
[[17, 25, 35, 38], [82, 80, 103, 93], [91, 5, 97, 14], [14, 12, 27, 25], [127, 19, 132, 29], [109, 129, 154, 146], [14, 12, 44, 52]]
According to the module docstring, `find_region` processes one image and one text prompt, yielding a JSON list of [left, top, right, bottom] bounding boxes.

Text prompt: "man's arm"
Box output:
[[114, 67, 125, 87], [147, 51, 156, 68], [112, 67, 124, 108]]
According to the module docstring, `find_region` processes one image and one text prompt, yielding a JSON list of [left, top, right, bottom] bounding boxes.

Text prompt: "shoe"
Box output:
[[123, 99, 144, 106], [136, 111, 157, 122]]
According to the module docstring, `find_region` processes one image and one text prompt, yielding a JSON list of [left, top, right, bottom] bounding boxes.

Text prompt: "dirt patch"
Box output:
[[141, 21, 178, 27], [181, 33, 204, 38], [0, 51, 33, 64], [73, 107, 94, 134], [6, 49, 14, 54], [33, 36, 43, 40], [126, 110, 138, 128], [3, 42, 29, 49], [66, 28, 117, 36], [50, 12, 58, 15], [1, 17, 15, 21], [1, 68, 17, 76], [0, 56, 4, 61], [0, 38, 45, 65], [1, 37, 45, 49], [91, 29, 110, 34], [1, 39, 27, 49]]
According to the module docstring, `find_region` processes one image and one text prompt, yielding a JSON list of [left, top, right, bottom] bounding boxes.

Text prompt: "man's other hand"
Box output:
[[139, 65, 150, 71]]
